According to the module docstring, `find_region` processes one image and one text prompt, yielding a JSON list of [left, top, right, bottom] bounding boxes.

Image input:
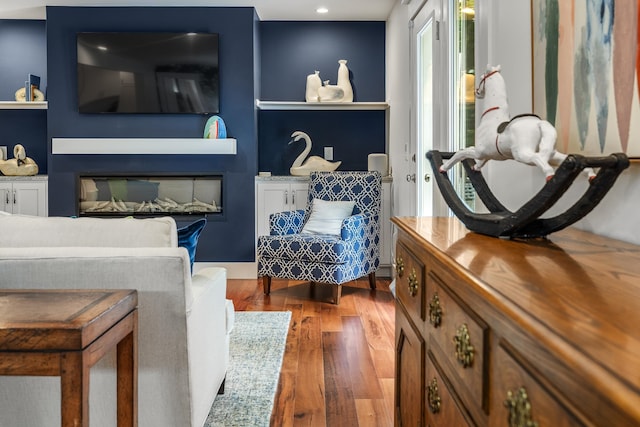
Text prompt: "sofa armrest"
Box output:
[[186, 266, 229, 426], [340, 212, 378, 241]]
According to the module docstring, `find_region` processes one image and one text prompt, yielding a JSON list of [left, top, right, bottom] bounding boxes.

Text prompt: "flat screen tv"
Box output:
[[77, 32, 219, 114]]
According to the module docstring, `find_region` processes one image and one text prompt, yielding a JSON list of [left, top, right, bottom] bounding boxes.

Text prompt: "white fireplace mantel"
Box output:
[[51, 138, 237, 155]]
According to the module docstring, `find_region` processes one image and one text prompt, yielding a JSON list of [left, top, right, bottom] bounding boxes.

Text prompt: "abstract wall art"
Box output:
[[532, 0, 640, 157]]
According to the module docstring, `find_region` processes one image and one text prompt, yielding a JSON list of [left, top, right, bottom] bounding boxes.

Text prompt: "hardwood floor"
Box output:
[[226, 277, 396, 427]]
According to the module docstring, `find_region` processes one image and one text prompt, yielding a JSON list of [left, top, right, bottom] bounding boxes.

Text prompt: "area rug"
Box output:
[[205, 311, 292, 427]]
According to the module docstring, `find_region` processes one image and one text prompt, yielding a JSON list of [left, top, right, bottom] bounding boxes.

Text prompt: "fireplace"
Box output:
[[78, 174, 223, 217]]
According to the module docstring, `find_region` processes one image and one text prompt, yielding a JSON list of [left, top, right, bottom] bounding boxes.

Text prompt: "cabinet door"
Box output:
[[291, 182, 309, 211], [12, 182, 47, 216], [395, 302, 425, 427], [0, 183, 11, 213], [256, 182, 292, 237]]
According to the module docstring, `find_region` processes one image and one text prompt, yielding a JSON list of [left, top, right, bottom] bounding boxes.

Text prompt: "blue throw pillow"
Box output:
[[177, 218, 207, 272]]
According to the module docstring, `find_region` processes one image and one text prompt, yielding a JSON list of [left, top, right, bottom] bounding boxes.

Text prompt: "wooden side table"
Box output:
[[0, 289, 138, 427]]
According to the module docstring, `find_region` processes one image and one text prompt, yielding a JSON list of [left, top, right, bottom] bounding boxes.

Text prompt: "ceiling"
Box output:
[[0, 0, 397, 21]]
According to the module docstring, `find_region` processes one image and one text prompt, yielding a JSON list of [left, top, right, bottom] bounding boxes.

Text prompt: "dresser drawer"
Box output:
[[395, 241, 426, 325], [426, 352, 475, 427], [490, 342, 585, 427], [427, 267, 489, 417]]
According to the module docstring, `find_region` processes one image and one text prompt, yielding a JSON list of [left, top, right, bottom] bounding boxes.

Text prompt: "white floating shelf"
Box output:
[[52, 138, 237, 155], [0, 101, 48, 110], [256, 100, 388, 111]]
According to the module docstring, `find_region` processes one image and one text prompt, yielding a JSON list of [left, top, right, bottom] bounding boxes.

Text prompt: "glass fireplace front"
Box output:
[[78, 174, 222, 216]]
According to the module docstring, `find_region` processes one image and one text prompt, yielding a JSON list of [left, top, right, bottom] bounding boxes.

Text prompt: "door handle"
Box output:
[[406, 174, 416, 183]]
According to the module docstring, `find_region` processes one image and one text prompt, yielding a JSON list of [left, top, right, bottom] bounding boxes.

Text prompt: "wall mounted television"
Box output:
[[77, 32, 219, 114]]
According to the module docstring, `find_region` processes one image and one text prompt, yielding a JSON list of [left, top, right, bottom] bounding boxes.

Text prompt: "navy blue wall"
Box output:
[[2, 15, 386, 262], [258, 21, 386, 175], [259, 21, 385, 102], [0, 20, 47, 172], [46, 7, 259, 262]]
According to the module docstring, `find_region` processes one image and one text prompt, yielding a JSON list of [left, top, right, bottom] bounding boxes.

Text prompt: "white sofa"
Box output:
[[0, 214, 234, 427]]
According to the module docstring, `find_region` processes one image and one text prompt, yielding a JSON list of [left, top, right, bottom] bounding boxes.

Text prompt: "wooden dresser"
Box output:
[[392, 217, 640, 427]]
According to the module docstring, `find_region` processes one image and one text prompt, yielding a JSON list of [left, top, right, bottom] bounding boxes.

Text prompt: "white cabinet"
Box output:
[[255, 176, 393, 274], [255, 179, 308, 238], [0, 179, 48, 216]]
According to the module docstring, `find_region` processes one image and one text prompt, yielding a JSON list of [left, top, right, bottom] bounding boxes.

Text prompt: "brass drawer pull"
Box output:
[[408, 268, 419, 297], [504, 387, 538, 427], [396, 256, 405, 278], [427, 377, 441, 414], [453, 323, 474, 368], [429, 293, 442, 327]]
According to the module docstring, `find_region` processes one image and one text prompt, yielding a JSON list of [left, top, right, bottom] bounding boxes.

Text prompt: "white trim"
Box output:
[[194, 262, 257, 279], [51, 138, 237, 155], [0, 101, 47, 110], [256, 100, 388, 110]]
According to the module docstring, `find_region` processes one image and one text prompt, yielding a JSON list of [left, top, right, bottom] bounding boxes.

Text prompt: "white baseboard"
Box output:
[[194, 262, 257, 279]]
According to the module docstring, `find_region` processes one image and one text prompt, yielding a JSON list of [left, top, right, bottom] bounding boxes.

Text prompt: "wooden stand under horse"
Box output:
[[428, 65, 629, 238], [439, 65, 595, 180]]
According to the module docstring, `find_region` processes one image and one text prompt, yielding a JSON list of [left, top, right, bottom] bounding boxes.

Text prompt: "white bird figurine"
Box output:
[[0, 144, 38, 176], [289, 131, 341, 176]]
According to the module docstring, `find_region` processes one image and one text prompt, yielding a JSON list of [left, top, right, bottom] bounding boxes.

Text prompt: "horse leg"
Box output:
[[473, 158, 489, 171], [550, 152, 596, 181], [440, 147, 477, 172], [535, 157, 556, 180]]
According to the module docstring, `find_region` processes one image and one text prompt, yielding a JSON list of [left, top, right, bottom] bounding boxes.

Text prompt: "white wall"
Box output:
[[387, 0, 640, 245]]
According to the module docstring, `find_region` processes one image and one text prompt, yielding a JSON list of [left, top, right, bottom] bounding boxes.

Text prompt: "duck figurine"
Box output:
[[0, 144, 39, 176], [289, 131, 341, 176]]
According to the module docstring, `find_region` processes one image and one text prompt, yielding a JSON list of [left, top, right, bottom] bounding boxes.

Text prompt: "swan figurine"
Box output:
[[0, 144, 38, 176], [289, 131, 341, 176]]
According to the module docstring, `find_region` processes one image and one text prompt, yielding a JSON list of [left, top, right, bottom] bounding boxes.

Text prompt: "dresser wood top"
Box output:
[[392, 216, 640, 398]]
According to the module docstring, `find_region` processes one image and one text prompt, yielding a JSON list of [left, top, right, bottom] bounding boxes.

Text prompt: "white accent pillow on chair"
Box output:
[[301, 198, 356, 236]]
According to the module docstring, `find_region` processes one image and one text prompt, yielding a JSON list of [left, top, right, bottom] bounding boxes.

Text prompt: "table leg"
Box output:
[[117, 310, 138, 427], [60, 352, 89, 427]]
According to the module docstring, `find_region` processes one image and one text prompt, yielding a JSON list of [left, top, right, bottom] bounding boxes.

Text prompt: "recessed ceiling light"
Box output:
[[97, 45, 107, 51], [316, 7, 329, 14]]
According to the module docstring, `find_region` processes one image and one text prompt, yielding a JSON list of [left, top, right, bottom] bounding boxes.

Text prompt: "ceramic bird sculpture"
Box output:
[[289, 131, 341, 176], [0, 144, 39, 176]]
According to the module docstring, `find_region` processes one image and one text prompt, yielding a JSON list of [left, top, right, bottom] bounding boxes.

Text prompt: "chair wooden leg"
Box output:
[[262, 276, 272, 295], [310, 281, 316, 298], [368, 272, 377, 290], [334, 285, 342, 305]]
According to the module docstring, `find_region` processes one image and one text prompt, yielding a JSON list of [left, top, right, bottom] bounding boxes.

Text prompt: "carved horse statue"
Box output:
[[439, 65, 595, 181]]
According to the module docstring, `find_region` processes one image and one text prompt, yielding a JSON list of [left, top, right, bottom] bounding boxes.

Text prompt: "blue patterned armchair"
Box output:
[[257, 171, 382, 304]]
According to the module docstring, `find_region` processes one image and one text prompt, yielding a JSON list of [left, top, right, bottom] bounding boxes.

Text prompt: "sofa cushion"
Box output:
[[0, 215, 178, 248], [177, 218, 207, 271], [257, 233, 348, 264]]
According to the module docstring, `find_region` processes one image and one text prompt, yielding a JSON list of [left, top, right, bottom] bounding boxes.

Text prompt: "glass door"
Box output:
[[450, 0, 476, 209]]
